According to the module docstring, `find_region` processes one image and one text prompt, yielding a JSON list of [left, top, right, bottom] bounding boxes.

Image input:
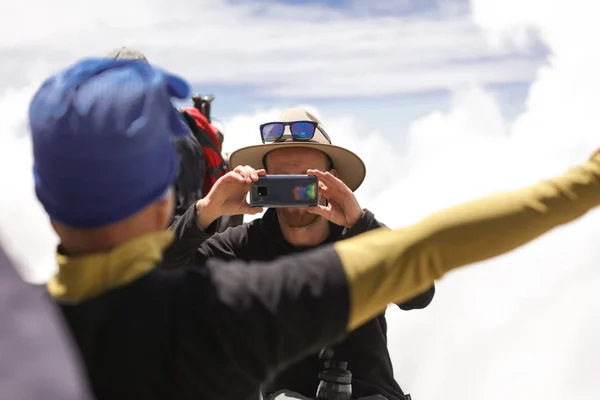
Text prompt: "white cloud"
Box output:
[[0, 73, 58, 283], [1, 0, 600, 399], [384, 1, 600, 399], [219, 1, 600, 399], [0, 0, 540, 98]]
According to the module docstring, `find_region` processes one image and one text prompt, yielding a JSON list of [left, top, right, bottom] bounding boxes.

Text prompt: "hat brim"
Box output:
[[229, 142, 366, 191]]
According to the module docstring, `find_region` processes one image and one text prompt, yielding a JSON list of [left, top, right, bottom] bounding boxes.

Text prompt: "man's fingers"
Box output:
[[307, 169, 332, 180], [310, 170, 347, 199], [233, 165, 260, 182], [246, 167, 265, 182], [245, 166, 259, 181], [230, 167, 248, 183], [222, 171, 246, 184], [307, 169, 325, 178], [308, 169, 344, 188], [250, 207, 265, 215], [318, 183, 333, 200], [240, 203, 264, 215], [239, 166, 253, 182], [244, 165, 264, 182], [307, 204, 329, 217]]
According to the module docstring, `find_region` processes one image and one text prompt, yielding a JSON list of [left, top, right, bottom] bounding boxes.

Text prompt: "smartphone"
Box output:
[[249, 175, 319, 208]]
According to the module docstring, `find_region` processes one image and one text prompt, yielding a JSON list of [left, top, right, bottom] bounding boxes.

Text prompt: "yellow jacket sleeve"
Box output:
[[336, 151, 600, 330]]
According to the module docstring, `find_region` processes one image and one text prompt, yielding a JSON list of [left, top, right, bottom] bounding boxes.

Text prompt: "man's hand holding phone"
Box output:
[[306, 170, 364, 228], [195, 165, 266, 229], [195, 165, 364, 230]]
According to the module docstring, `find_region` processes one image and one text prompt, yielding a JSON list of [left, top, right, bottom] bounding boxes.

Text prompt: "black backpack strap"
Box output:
[[172, 134, 205, 218]]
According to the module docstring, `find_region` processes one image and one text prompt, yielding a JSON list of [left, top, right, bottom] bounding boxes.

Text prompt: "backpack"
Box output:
[[180, 107, 229, 197], [174, 102, 244, 231]]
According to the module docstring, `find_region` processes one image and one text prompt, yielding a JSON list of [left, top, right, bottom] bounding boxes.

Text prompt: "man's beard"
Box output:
[[277, 208, 320, 228]]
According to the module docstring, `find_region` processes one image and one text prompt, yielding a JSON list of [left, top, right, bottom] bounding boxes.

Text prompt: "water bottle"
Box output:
[[315, 348, 352, 400]]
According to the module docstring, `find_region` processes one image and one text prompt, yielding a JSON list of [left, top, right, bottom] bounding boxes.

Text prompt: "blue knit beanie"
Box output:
[[29, 58, 191, 228]]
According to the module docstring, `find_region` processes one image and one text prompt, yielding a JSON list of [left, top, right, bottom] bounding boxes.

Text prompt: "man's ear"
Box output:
[[329, 168, 338, 177]]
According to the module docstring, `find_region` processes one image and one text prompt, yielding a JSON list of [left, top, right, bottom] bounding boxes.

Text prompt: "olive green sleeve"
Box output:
[[335, 151, 600, 330]]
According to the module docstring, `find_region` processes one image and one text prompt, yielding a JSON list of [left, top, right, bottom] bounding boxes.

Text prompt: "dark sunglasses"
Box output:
[[259, 120, 331, 144]]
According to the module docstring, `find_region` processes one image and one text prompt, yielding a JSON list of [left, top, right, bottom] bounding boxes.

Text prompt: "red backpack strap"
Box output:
[[181, 107, 222, 152], [180, 109, 229, 195]]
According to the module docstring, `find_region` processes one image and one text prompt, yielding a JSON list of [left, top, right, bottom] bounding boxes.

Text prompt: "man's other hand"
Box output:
[[306, 169, 363, 228]]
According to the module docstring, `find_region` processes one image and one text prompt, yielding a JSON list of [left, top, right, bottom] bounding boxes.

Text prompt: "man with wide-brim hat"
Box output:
[[164, 107, 436, 400], [228, 107, 366, 192]]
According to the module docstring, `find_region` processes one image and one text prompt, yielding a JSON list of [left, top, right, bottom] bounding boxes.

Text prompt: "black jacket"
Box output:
[[51, 232, 354, 400], [164, 206, 435, 400]]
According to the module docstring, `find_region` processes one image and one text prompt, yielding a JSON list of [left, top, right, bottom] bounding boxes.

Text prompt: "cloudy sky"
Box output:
[[1, 0, 600, 399]]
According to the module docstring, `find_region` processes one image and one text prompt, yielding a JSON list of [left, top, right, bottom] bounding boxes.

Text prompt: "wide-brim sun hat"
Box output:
[[228, 108, 366, 191]]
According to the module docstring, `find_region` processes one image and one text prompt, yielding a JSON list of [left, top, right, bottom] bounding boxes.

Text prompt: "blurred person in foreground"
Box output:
[[30, 57, 600, 400], [106, 46, 242, 231], [0, 243, 93, 399], [164, 107, 435, 400]]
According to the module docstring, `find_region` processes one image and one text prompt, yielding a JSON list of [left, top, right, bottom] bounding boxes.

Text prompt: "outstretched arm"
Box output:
[[338, 151, 600, 329], [191, 151, 600, 386], [341, 209, 436, 310]]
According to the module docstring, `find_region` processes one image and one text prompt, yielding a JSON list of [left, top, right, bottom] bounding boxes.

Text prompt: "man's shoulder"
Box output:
[[215, 215, 266, 242], [56, 267, 215, 355], [55, 266, 255, 398], [59, 268, 177, 314]]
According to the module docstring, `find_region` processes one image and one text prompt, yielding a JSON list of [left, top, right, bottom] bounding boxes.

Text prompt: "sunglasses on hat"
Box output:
[[259, 121, 331, 144]]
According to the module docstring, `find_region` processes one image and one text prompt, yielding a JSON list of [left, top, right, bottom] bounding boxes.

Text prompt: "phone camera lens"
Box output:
[[257, 186, 268, 197]]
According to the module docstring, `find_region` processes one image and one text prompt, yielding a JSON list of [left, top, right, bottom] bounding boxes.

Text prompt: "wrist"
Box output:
[[195, 198, 220, 230], [346, 208, 364, 228]]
